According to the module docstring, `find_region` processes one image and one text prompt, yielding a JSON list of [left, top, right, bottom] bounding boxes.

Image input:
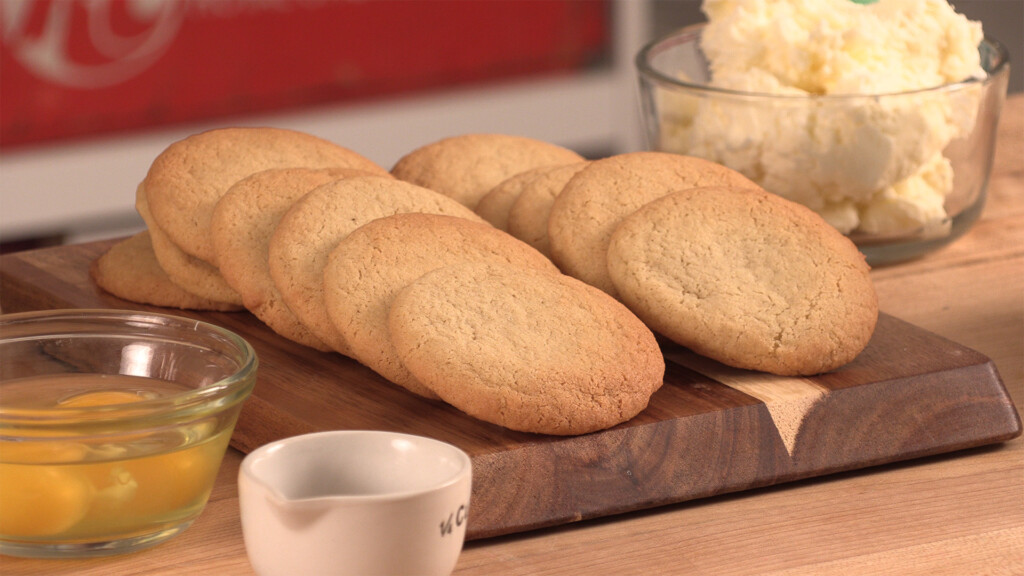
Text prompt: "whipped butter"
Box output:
[[659, 0, 986, 236]]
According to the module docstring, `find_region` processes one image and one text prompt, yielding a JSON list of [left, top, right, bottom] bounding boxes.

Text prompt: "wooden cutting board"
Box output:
[[1, 240, 1020, 540]]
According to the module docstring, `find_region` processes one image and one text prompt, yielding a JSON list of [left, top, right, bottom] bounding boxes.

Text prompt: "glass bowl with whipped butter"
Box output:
[[636, 18, 1010, 265], [0, 309, 257, 558]]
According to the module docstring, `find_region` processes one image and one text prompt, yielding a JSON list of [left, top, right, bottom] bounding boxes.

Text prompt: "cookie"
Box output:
[[390, 133, 584, 209], [323, 213, 557, 398], [547, 151, 761, 297], [143, 126, 388, 265], [473, 168, 542, 231], [136, 184, 245, 305], [606, 186, 878, 376], [506, 161, 588, 257], [211, 167, 378, 351], [90, 231, 243, 311], [268, 176, 486, 356], [388, 262, 665, 435]]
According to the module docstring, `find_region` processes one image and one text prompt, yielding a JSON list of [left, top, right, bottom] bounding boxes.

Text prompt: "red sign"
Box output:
[[1, 0, 609, 149]]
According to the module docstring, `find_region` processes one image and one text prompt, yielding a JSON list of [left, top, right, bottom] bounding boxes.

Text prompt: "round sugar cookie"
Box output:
[[388, 262, 665, 435], [211, 167, 378, 351], [90, 231, 242, 311], [606, 186, 878, 376], [473, 168, 544, 231], [268, 176, 486, 357], [136, 184, 244, 305], [547, 151, 761, 297], [143, 126, 387, 264], [323, 213, 557, 399], [390, 133, 584, 209], [506, 161, 588, 258]]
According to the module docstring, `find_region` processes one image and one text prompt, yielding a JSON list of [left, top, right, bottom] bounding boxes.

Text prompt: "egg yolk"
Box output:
[[59, 390, 151, 407], [0, 464, 93, 537], [124, 433, 227, 518], [0, 439, 90, 464], [0, 390, 147, 538], [0, 389, 224, 538]]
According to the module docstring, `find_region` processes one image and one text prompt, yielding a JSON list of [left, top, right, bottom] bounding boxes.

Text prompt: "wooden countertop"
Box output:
[[3, 94, 1022, 575]]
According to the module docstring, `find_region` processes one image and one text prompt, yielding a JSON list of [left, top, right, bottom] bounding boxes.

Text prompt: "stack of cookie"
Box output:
[[93, 128, 665, 435], [546, 152, 878, 377], [473, 149, 878, 376], [93, 127, 878, 434]]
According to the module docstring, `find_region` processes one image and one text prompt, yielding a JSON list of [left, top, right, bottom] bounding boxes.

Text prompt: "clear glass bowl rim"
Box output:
[[635, 23, 1011, 100], [0, 308, 258, 428]]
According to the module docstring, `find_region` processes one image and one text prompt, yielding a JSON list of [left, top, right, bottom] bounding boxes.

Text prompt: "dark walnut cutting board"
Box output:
[[1, 240, 1020, 540]]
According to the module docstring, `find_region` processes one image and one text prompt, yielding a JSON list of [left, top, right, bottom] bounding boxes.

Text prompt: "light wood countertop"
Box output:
[[2, 94, 1021, 576]]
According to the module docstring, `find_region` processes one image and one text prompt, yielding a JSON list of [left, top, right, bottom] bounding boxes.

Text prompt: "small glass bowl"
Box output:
[[0, 309, 257, 558], [636, 24, 1010, 265]]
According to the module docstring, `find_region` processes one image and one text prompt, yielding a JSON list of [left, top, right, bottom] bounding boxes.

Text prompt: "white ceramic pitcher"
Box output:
[[238, 430, 472, 576]]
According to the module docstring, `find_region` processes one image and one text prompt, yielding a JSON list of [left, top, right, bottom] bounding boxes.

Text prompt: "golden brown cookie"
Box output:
[[136, 184, 244, 305], [606, 186, 878, 375], [268, 176, 486, 356], [323, 213, 557, 399], [143, 126, 387, 265], [473, 168, 542, 231], [388, 262, 665, 435], [506, 161, 588, 258], [210, 167, 378, 351], [547, 151, 761, 297], [90, 231, 242, 311], [390, 133, 584, 209]]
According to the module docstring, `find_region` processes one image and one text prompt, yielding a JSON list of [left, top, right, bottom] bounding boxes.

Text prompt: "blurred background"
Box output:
[[1, 0, 1021, 253]]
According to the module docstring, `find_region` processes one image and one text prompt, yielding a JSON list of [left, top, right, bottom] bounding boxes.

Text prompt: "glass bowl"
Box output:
[[636, 24, 1010, 265], [0, 309, 257, 558]]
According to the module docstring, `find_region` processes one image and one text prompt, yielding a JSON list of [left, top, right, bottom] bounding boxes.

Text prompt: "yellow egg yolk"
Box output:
[[0, 464, 93, 537], [58, 390, 151, 407], [0, 390, 147, 537]]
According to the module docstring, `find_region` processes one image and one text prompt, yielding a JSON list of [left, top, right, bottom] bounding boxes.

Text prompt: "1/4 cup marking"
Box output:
[[439, 503, 468, 537]]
